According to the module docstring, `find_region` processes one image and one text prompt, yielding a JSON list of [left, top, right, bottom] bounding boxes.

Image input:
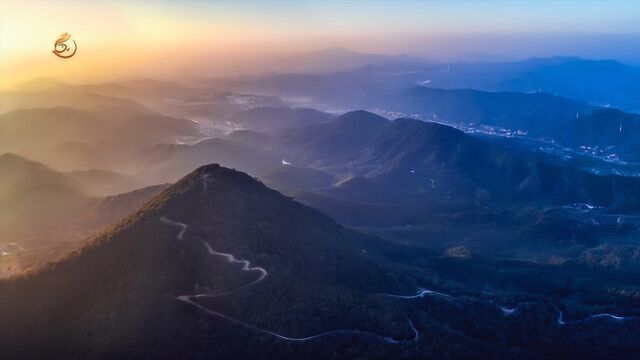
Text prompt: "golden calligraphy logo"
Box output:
[[52, 32, 77, 59]]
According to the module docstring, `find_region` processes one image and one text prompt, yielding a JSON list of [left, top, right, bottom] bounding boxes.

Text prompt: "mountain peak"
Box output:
[[173, 163, 260, 193], [0, 152, 55, 172], [337, 110, 388, 124], [0, 163, 416, 358], [0, 152, 27, 162], [194, 163, 222, 175], [106, 164, 392, 288]]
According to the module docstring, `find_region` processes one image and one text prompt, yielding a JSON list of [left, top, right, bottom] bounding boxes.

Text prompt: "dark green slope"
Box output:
[[0, 164, 423, 359], [1, 165, 638, 359]]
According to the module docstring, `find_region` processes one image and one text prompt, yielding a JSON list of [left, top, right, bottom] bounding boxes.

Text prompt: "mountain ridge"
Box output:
[[0, 164, 428, 359]]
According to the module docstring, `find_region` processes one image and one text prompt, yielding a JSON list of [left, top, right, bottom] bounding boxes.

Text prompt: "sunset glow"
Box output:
[[1, 0, 638, 88]]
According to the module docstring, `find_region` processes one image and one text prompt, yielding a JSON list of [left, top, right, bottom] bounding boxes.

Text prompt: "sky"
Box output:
[[0, 0, 638, 88]]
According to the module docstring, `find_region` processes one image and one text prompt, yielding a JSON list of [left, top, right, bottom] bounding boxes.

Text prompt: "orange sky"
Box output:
[[0, 1, 299, 88], [1, 1, 638, 89]]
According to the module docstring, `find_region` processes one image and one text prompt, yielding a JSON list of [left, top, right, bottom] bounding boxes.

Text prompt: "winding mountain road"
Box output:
[[159, 217, 187, 240], [159, 173, 635, 345], [193, 242, 267, 298], [384, 287, 452, 299], [500, 307, 517, 316], [161, 216, 419, 344], [384, 288, 635, 325], [558, 311, 635, 325]]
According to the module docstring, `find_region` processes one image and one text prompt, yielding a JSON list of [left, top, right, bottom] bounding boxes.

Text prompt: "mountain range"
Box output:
[[1, 164, 637, 359], [3, 55, 640, 358], [210, 56, 640, 112], [247, 111, 640, 210], [0, 153, 166, 277]]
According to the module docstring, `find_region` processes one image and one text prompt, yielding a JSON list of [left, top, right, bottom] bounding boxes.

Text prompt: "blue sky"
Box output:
[[155, 0, 640, 34], [144, 0, 640, 63]]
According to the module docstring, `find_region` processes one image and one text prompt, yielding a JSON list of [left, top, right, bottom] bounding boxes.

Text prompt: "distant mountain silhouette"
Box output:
[[492, 57, 640, 112], [276, 110, 389, 165], [392, 86, 593, 132], [41, 141, 141, 174], [387, 87, 640, 161], [260, 114, 640, 216], [137, 138, 280, 183], [212, 56, 640, 112], [0, 89, 151, 114], [270, 47, 432, 73], [65, 169, 147, 196], [361, 56, 640, 112], [0, 152, 78, 191], [0, 153, 166, 276], [0, 106, 198, 156], [224, 129, 272, 148], [259, 165, 337, 193], [348, 118, 640, 208]]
